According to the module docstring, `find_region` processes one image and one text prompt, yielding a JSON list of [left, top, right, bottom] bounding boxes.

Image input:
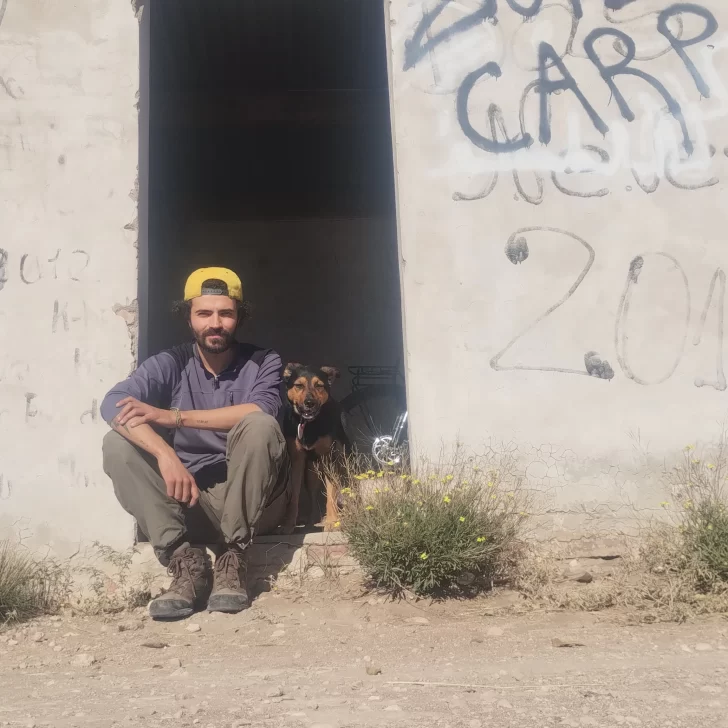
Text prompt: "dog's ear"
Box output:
[[283, 362, 303, 381], [319, 366, 340, 387]]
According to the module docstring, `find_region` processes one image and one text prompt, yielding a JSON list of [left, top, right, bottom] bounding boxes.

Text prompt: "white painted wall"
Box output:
[[388, 0, 728, 538], [0, 0, 139, 553]]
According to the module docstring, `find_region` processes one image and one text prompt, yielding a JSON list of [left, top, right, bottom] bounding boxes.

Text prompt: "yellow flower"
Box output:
[[400, 474, 409, 480], [487, 481, 494, 488], [403, 521, 409, 526], [491, 495, 497, 500], [413, 479, 421, 485], [459, 516, 466, 523], [443, 495, 451, 504], [366, 505, 374, 511], [341, 487, 352, 495], [692, 459, 701, 465], [420, 552, 429, 560], [417, 501, 423, 506], [374, 488, 381, 494], [707, 463, 716, 470], [685, 444, 695, 451], [462, 480, 469, 486], [476, 536, 486, 543], [507, 492, 514, 498], [333, 521, 340, 528], [377, 471, 384, 478], [473, 466, 480, 472], [444, 474, 454, 482], [683, 501, 693, 510], [384, 487, 390, 493], [660, 501, 670, 508]]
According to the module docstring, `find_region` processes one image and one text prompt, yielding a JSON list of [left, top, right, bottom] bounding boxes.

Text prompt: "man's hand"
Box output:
[[115, 397, 176, 429], [157, 452, 200, 507]]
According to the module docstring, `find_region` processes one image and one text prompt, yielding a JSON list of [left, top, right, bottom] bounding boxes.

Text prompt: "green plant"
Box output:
[[659, 441, 728, 588], [0, 540, 69, 623], [74, 542, 154, 615], [339, 448, 533, 596]]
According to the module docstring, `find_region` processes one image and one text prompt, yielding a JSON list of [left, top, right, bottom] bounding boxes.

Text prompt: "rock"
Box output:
[[486, 627, 504, 637], [551, 638, 585, 648], [166, 658, 182, 669], [366, 664, 382, 676], [53, 646, 63, 653], [7, 640, 18, 646], [384, 705, 402, 712], [31, 632, 44, 643], [72, 654, 96, 668], [266, 687, 284, 698], [575, 572, 594, 584], [141, 640, 168, 649], [497, 700, 513, 709], [186, 623, 202, 633], [405, 617, 430, 626], [271, 630, 285, 639], [695, 643, 713, 652], [306, 701, 319, 710]]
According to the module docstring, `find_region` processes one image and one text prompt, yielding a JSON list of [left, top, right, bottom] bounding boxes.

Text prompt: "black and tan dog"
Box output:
[[280, 363, 349, 534]]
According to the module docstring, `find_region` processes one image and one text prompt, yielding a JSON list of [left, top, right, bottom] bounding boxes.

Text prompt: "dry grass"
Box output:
[[0, 540, 70, 624]]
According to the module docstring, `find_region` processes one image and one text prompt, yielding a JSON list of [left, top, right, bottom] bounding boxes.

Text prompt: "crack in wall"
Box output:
[[113, 299, 139, 371]]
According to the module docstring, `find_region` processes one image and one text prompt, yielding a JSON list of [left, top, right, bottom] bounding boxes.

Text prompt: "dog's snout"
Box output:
[[304, 397, 316, 407]]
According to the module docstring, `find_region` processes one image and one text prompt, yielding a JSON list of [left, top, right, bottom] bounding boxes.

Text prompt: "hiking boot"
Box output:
[[149, 543, 211, 621], [207, 546, 250, 614]]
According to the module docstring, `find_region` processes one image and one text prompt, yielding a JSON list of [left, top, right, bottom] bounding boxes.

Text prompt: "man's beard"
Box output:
[[195, 328, 235, 354]]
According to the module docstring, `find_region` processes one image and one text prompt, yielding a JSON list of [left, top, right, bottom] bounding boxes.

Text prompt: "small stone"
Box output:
[[366, 664, 382, 676], [306, 701, 319, 710], [271, 630, 285, 638], [141, 640, 168, 649], [405, 617, 430, 626], [118, 621, 143, 633], [497, 700, 513, 709], [486, 627, 504, 637], [266, 687, 284, 698], [384, 705, 402, 712], [7, 640, 18, 646], [167, 658, 182, 669], [31, 632, 44, 643], [695, 643, 713, 652], [186, 624, 202, 633], [72, 654, 96, 667], [53, 646, 63, 652]]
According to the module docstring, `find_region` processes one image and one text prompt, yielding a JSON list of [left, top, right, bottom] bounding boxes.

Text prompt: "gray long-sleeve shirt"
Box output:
[[100, 342, 282, 474]]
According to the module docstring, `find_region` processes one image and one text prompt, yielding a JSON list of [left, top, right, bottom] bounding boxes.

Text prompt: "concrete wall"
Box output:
[[388, 0, 728, 538], [0, 1, 139, 553]]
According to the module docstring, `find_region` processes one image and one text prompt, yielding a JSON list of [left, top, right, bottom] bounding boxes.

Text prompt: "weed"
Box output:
[[338, 446, 533, 596], [0, 540, 69, 624]]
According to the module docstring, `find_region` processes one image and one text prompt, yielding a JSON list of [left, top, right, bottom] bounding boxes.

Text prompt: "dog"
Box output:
[[280, 363, 349, 535]]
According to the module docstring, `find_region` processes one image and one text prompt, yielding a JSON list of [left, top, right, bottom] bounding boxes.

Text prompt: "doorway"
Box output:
[[141, 0, 404, 399]]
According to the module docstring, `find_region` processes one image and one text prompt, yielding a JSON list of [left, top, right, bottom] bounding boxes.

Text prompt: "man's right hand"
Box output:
[[157, 453, 199, 507]]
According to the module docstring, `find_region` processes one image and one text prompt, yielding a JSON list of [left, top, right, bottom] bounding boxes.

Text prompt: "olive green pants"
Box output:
[[102, 411, 291, 565]]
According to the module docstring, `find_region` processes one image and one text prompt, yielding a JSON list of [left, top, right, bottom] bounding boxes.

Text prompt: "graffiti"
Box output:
[[13, 249, 91, 285], [24, 392, 37, 422], [493, 227, 726, 389], [0, 248, 7, 291], [0, 475, 11, 500], [404, 0, 720, 187], [614, 253, 691, 385], [490, 227, 616, 379]]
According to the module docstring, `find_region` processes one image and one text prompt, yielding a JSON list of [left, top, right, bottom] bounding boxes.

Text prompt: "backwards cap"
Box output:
[[184, 267, 243, 302]]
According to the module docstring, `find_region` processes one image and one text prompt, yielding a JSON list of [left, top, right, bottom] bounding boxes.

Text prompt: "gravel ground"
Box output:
[[1, 582, 727, 728]]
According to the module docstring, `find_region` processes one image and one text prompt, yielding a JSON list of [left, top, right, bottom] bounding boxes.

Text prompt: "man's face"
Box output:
[[189, 295, 238, 354]]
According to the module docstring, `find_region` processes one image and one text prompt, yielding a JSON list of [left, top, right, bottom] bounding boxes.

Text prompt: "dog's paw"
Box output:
[[279, 521, 296, 536]]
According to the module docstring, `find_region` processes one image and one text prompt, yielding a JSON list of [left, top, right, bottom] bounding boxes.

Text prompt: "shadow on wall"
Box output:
[[146, 216, 403, 394]]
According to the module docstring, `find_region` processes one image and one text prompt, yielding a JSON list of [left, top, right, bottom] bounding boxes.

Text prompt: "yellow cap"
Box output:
[[184, 267, 243, 302]]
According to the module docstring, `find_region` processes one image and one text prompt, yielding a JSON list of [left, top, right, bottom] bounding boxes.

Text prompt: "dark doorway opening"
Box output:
[[143, 0, 404, 399]]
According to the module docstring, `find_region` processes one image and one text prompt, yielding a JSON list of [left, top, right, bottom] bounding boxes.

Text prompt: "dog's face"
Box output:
[[284, 363, 340, 421]]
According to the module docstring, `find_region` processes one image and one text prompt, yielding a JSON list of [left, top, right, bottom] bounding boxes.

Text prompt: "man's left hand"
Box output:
[[115, 398, 176, 429]]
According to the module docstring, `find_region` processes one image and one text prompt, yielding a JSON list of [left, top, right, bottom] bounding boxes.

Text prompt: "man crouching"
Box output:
[[100, 268, 290, 620]]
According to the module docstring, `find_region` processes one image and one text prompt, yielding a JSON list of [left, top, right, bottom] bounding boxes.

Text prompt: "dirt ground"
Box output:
[[1, 579, 727, 728]]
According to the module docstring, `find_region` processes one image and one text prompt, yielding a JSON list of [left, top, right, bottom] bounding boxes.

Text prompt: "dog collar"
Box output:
[[297, 421, 305, 440]]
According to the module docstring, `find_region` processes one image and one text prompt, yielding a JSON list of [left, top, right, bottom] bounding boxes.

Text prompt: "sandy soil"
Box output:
[[1, 581, 727, 728]]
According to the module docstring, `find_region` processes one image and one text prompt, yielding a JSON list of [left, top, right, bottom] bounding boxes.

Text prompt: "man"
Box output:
[[100, 267, 290, 621]]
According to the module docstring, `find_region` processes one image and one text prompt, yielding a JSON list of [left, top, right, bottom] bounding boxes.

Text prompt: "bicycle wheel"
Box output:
[[339, 384, 408, 465]]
